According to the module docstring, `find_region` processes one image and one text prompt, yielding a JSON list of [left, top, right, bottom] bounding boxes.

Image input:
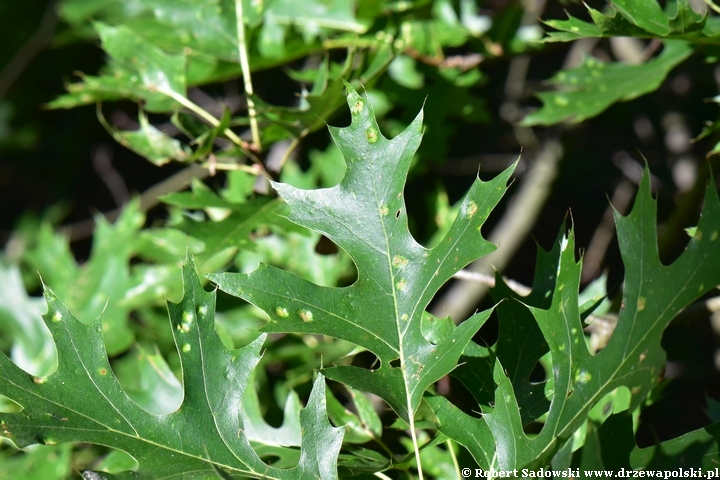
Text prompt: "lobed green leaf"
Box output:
[[0, 258, 343, 479], [522, 40, 692, 126], [209, 83, 515, 423], [433, 169, 720, 470]]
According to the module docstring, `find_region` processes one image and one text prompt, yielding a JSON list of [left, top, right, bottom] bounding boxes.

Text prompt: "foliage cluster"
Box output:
[[1, 0, 720, 478]]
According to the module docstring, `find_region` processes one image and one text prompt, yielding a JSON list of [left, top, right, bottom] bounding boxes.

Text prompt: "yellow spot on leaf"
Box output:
[[351, 98, 365, 114], [637, 297, 646, 312], [392, 255, 408, 269], [575, 369, 592, 384], [298, 309, 314, 322], [554, 95, 569, 107], [465, 201, 478, 218]]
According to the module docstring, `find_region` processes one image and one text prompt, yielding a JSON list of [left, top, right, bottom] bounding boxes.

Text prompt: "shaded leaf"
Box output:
[[0, 443, 72, 480], [242, 379, 302, 447], [570, 411, 720, 470], [267, 0, 368, 35], [49, 22, 187, 112], [326, 386, 382, 444], [522, 40, 692, 126], [140, 0, 240, 61], [542, 0, 715, 44], [24, 201, 145, 355], [433, 169, 720, 470], [100, 110, 190, 165]]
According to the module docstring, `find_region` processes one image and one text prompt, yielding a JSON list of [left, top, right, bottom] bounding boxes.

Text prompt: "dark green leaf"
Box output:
[[0, 258, 343, 478], [542, 0, 715, 44], [522, 40, 692, 126], [111, 344, 182, 415], [433, 169, 720, 470], [613, 0, 669, 36]]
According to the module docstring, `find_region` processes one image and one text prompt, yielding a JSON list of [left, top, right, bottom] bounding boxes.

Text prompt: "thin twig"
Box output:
[[92, 146, 130, 207], [452, 270, 531, 296], [277, 131, 307, 172], [0, 0, 58, 99], [446, 440, 461, 480], [702, 0, 720, 14], [163, 91, 246, 149], [59, 164, 210, 241], [199, 160, 263, 175], [581, 179, 634, 283], [235, 0, 262, 152]]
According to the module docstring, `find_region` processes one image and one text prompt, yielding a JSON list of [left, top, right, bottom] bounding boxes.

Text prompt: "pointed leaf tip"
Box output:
[[212, 83, 513, 425], [297, 374, 344, 477]]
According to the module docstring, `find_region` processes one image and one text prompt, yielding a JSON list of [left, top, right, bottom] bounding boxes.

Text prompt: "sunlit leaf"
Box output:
[[209, 83, 513, 424]]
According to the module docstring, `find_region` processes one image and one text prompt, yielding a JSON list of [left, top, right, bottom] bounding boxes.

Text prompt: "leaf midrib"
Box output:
[[532, 230, 711, 466]]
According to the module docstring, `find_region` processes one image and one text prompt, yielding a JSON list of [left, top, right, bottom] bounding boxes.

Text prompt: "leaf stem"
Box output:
[[447, 439, 460, 479], [163, 90, 243, 144], [409, 413, 424, 480], [322, 37, 385, 50], [162, 89, 270, 178], [702, 0, 720, 14], [199, 160, 261, 174], [235, 0, 262, 152], [372, 435, 397, 460], [277, 129, 308, 172], [164, 89, 236, 139]]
